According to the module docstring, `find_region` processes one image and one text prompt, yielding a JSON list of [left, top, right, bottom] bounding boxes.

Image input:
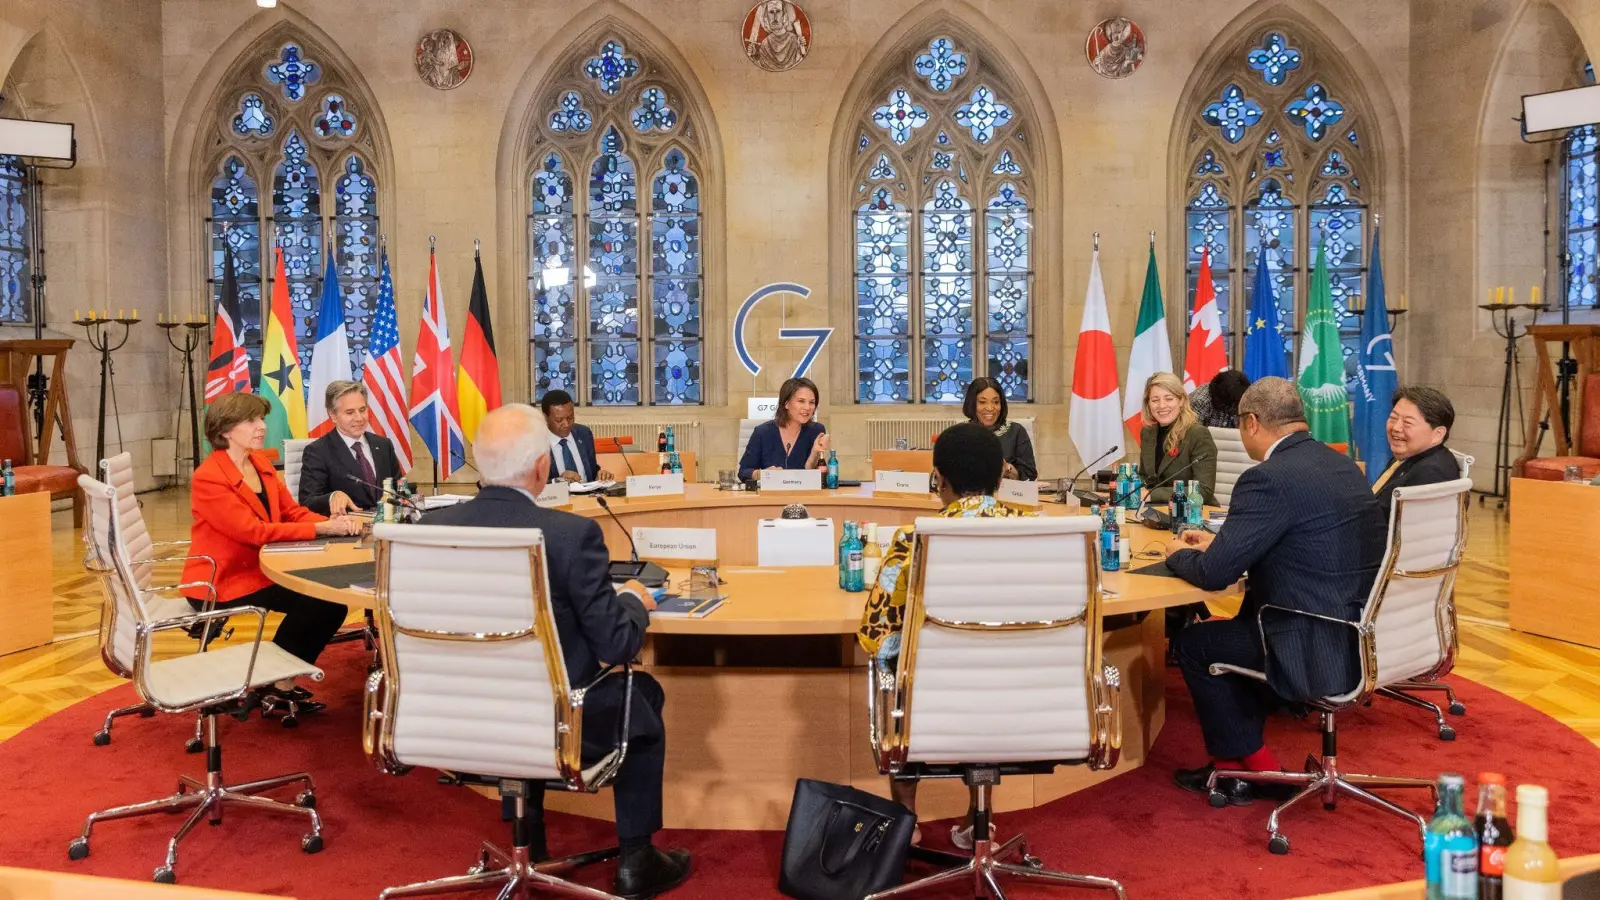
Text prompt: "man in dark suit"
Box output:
[[1373, 386, 1461, 513], [539, 389, 614, 483], [297, 381, 405, 515], [421, 404, 691, 899], [1163, 377, 1386, 804]]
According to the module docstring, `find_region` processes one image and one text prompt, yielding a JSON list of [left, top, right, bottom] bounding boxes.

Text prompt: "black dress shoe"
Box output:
[[613, 847, 691, 900], [1174, 763, 1254, 806], [261, 687, 326, 716]]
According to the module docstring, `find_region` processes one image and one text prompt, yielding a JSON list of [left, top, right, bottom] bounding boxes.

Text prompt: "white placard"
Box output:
[[757, 518, 837, 567], [997, 479, 1040, 507], [747, 396, 779, 419], [875, 470, 931, 495], [632, 527, 717, 561], [535, 481, 571, 508], [626, 473, 685, 497], [760, 468, 823, 492]]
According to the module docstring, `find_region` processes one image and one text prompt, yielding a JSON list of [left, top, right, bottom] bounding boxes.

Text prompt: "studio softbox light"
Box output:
[[1522, 83, 1600, 136], [0, 117, 75, 163]]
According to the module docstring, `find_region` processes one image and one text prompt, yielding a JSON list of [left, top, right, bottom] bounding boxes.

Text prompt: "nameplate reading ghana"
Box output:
[[760, 469, 823, 492], [535, 481, 571, 508], [875, 470, 930, 495], [632, 527, 717, 561], [626, 474, 686, 497], [998, 479, 1040, 507]]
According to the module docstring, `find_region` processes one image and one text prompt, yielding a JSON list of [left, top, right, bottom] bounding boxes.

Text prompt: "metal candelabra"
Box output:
[[159, 315, 209, 480], [1478, 301, 1544, 507], [74, 310, 140, 467]]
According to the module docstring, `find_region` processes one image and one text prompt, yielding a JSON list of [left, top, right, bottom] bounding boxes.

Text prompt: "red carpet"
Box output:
[[3, 642, 1599, 899]]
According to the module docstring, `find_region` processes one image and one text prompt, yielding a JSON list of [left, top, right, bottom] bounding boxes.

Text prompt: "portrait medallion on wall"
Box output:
[[1086, 17, 1145, 79], [415, 28, 473, 90], [742, 1, 811, 72]]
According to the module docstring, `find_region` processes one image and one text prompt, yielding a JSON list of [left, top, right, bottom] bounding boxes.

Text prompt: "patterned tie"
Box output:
[[352, 439, 377, 487], [560, 438, 582, 480]]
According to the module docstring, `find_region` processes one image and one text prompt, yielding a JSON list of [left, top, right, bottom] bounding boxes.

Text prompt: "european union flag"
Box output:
[[1242, 243, 1288, 381], [1352, 226, 1398, 483]]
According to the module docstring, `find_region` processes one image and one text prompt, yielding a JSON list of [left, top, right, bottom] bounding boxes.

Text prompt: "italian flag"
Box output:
[[1069, 249, 1123, 469], [1123, 244, 1173, 439], [257, 246, 309, 453], [1297, 242, 1351, 450], [1183, 246, 1228, 392]]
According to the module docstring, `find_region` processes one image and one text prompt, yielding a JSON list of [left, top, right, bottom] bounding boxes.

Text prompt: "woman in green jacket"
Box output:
[[1136, 372, 1217, 507]]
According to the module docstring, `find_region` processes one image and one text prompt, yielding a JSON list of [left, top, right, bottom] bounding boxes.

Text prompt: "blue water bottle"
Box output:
[[665, 425, 676, 454], [1100, 506, 1121, 572], [669, 451, 682, 475], [1170, 481, 1188, 534], [1126, 468, 1142, 511], [1186, 479, 1205, 527], [1, 459, 12, 497], [839, 520, 853, 588], [845, 524, 865, 592], [825, 449, 839, 490], [1424, 773, 1478, 900], [1114, 465, 1129, 507]]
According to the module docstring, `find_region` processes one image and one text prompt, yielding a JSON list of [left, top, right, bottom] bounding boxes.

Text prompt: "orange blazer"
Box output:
[[182, 450, 325, 603]]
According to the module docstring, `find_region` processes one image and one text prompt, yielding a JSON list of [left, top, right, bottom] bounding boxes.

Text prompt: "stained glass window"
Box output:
[[1562, 124, 1598, 310], [529, 36, 709, 405], [0, 156, 32, 325], [1183, 28, 1371, 381], [853, 35, 1033, 402], [204, 37, 379, 388]]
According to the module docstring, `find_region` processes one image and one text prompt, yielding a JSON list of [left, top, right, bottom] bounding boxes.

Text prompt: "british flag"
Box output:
[[361, 249, 412, 472], [407, 246, 465, 480]]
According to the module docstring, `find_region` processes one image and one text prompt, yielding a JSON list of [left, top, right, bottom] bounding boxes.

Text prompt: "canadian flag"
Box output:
[[1183, 246, 1228, 392]]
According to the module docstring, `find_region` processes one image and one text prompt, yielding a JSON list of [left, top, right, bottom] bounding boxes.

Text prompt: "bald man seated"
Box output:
[[421, 405, 691, 899]]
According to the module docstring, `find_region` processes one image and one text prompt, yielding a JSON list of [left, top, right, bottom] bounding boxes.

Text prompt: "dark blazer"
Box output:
[[739, 419, 826, 480], [1374, 444, 1460, 514], [298, 430, 404, 514], [974, 421, 1037, 481], [1138, 423, 1218, 506], [1166, 431, 1386, 702], [420, 485, 650, 684], [548, 422, 602, 482]]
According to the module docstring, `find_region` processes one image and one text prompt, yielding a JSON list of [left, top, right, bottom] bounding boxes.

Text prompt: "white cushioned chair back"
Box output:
[[80, 473, 148, 676], [374, 523, 565, 781], [1451, 450, 1473, 478], [738, 419, 763, 461], [1209, 427, 1255, 507], [100, 452, 154, 589], [1012, 417, 1035, 443], [1368, 478, 1471, 686], [283, 439, 312, 500], [903, 515, 1099, 764]]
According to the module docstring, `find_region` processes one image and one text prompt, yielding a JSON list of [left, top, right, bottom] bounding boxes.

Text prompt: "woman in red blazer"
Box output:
[[182, 394, 363, 711]]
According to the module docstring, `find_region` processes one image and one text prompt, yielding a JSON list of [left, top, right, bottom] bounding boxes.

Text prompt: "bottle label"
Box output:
[[1480, 845, 1506, 877], [1440, 848, 1478, 898], [1501, 876, 1560, 899]]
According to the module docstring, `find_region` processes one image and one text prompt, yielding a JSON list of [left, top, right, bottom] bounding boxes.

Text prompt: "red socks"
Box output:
[[1240, 746, 1281, 772]]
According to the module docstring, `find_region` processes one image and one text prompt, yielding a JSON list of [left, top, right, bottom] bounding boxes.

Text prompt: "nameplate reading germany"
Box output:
[[760, 469, 822, 492], [875, 470, 929, 495], [631, 527, 717, 561], [626, 474, 685, 497], [535, 481, 571, 508]]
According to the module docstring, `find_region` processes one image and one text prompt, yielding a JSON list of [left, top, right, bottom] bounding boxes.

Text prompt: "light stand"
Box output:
[[24, 163, 48, 439], [1478, 302, 1542, 506]]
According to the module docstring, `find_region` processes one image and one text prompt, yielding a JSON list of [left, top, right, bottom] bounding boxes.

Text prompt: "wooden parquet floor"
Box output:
[[4, 491, 1598, 749]]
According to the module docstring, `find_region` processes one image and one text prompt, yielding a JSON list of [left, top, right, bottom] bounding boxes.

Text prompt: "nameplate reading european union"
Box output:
[[760, 469, 822, 492], [626, 474, 685, 497], [875, 470, 930, 495], [535, 481, 571, 508], [632, 527, 716, 562], [998, 479, 1040, 507]]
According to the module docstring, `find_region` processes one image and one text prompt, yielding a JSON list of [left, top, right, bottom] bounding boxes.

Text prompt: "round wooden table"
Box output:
[[261, 484, 1230, 830]]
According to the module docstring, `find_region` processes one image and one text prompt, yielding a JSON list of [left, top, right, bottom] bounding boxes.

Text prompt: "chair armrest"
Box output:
[[866, 656, 903, 775], [566, 664, 634, 792], [1089, 664, 1123, 771], [1207, 662, 1269, 681], [135, 604, 270, 713], [1257, 603, 1363, 632], [148, 539, 192, 550], [139, 553, 218, 585]]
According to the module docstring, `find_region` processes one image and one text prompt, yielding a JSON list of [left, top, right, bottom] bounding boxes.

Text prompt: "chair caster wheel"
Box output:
[[302, 834, 323, 854], [1449, 701, 1466, 716], [92, 731, 110, 746], [1268, 834, 1290, 855], [139, 708, 156, 718], [153, 866, 176, 884], [1323, 802, 1336, 811], [1207, 790, 1228, 809], [296, 791, 316, 809], [185, 738, 203, 754], [67, 838, 90, 861], [1439, 725, 1457, 742], [281, 714, 299, 729], [1022, 854, 1045, 871]]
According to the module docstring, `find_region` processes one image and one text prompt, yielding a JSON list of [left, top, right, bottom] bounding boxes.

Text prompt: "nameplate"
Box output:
[[632, 527, 716, 562], [747, 396, 779, 419], [626, 474, 685, 497], [997, 479, 1040, 507], [760, 469, 822, 492], [757, 518, 837, 567], [875, 470, 930, 495], [535, 481, 571, 508]]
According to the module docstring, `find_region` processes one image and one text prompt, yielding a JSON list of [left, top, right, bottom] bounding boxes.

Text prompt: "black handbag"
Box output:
[[778, 778, 917, 900]]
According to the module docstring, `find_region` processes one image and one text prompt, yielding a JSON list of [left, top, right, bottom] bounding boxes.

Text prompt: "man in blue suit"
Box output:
[[539, 389, 614, 483], [1163, 377, 1386, 804]]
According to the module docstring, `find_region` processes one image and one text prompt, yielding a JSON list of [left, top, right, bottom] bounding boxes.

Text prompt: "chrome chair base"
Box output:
[[94, 703, 206, 753], [1207, 751, 1434, 855], [68, 713, 323, 883], [381, 841, 623, 900], [866, 834, 1125, 900], [1380, 680, 1466, 741]]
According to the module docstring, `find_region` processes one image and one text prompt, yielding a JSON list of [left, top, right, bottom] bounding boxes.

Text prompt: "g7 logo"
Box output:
[[733, 282, 834, 379]]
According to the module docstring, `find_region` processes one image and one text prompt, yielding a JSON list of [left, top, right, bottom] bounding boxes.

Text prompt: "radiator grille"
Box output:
[[866, 418, 963, 451], [588, 422, 702, 456]]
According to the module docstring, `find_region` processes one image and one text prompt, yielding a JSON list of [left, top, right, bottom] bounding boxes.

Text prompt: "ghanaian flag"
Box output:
[[457, 249, 501, 443], [257, 246, 308, 452]]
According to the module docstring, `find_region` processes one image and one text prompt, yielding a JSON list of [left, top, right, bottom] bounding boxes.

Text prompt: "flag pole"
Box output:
[[1149, 229, 1155, 248], [474, 237, 481, 258], [429, 233, 439, 495], [1092, 231, 1099, 252]]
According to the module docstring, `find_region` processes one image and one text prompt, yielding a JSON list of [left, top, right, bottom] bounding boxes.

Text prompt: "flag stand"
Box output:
[[158, 317, 207, 478]]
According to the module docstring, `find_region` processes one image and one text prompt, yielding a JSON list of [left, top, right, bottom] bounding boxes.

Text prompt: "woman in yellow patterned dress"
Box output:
[[858, 422, 1035, 849]]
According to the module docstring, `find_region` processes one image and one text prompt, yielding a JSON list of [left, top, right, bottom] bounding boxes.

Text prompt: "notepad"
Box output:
[[650, 595, 725, 618], [262, 541, 328, 553]]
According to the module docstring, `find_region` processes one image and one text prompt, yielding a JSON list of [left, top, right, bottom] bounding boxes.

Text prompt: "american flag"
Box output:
[[361, 249, 412, 472], [407, 246, 466, 480]]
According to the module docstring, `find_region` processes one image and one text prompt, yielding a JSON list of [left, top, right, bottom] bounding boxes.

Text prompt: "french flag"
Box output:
[[306, 250, 352, 438]]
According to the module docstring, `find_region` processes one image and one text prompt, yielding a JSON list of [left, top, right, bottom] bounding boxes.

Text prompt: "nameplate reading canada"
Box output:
[[631, 527, 717, 561], [875, 470, 929, 495], [998, 479, 1040, 507], [760, 469, 822, 492], [626, 474, 685, 497], [535, 481, 571, 508]]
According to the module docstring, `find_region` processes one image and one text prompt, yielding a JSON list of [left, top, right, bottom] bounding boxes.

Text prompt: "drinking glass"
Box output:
[[894, 438, 910, 451], [1566, 465, 1585, 484], [719, 469, 737, 489]]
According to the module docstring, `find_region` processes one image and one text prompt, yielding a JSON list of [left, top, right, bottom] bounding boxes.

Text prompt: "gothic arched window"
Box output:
[[1182, 29, 1373, 388], [851, 36, 1035, 404], [1561, 61, 1598, 311], [528, 37, 708, 406], [0, 156, 32, 325], [202, 41, 383, 380]]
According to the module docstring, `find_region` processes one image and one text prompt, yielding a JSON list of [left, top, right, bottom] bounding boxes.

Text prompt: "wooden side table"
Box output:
[[0, 491, 53, 656]]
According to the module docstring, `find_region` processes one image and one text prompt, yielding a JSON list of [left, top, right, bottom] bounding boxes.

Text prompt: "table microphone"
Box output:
[[604, 435, 638, 496], [593, 494, 669, 587], [344, 474, 425, 517], [1063, 445, 1121, 505]]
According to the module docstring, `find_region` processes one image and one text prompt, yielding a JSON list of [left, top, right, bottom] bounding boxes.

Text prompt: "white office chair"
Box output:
[[1208, 427, 1256, 507], [738, 417, 763, 463], [364, 523, 633, 900], [867, 516, 1125, 900], [1205, 477, 1472, 854], [283, 438, 313, 500], [70, 474, 324, 884]]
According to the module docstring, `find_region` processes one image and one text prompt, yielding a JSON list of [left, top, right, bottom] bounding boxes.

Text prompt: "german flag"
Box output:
[[457, 247, 501, 443]]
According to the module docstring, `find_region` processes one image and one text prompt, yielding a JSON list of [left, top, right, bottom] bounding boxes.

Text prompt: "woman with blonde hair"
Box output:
[[1136, 372, 1217, 506]]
